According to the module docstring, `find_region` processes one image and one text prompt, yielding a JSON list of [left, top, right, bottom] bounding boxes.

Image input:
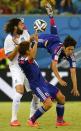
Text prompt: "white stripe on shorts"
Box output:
[[36, 87, 46, 100]]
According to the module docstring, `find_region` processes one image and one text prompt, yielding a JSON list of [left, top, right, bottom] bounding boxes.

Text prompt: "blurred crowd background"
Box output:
[[0, 0, 81, 15]]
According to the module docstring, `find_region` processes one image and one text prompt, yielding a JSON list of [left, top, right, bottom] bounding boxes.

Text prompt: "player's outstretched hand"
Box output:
[[59, 79, 67, 87], [71, 88, 80, 96]]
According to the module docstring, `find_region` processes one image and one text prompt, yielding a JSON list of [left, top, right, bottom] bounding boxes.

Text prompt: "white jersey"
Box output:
[[4, 30, 31, 91], [4, 30, 30, 67]]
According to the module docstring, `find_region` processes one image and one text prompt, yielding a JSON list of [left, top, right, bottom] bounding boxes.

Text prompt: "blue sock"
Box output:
[[30, 106, 47, 123], [56, 103, 64, 122]]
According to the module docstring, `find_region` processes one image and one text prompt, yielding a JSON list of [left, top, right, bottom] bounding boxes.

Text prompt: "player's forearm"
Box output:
[[32, 33, 38, 58], [30, 34, 36, 42], [29, 40, 38, 60], [29, 33, 38, 59], [7, 46, 19, 61], [51, 61, 62, 81], [70, 68, 78, 89], [31, 42, 38, 59]]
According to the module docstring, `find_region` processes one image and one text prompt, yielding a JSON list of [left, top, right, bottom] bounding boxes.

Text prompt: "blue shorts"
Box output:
[[30, 82, 59, 102]]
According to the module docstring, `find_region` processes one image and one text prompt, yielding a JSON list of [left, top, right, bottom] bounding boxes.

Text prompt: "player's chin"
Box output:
[[67, 54, 72, 57]]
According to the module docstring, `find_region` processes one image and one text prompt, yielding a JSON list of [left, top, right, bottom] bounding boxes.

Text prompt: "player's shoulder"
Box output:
[[54, 43, 63, 54], [4, 34, 13, 47], [5, 34, 12, 40], [4, 34, 12, 42]]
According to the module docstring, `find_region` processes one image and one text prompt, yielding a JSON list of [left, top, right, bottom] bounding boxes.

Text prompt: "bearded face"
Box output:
[[16, 21, 24, 35], [16, 27, 23, 35]]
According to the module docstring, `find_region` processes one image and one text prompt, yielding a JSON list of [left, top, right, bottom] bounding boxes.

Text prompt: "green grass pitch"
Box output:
[[0, 102, 81, 131]]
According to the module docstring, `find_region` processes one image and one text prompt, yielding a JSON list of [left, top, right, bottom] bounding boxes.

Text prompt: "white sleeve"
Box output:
[[4, 36, 15, 54]]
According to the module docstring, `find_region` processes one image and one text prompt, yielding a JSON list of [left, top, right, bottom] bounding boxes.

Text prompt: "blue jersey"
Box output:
[[18, 57, 45, 86], [38, 17, 61, 52], [38, 17, 76, 68], [18, 56, 59, 102]]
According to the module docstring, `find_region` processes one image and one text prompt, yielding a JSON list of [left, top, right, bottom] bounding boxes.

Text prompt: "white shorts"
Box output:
[[9, 64, 31, 92]]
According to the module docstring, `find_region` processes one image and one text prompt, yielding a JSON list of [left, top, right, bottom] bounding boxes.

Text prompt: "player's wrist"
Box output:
[[73, 87, 78, 91]]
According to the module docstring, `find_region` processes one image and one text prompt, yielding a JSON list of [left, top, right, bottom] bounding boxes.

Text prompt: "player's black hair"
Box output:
[[19, 41, 30, 56], [4, 18, 21, 35], [63, 35, 77, 48]]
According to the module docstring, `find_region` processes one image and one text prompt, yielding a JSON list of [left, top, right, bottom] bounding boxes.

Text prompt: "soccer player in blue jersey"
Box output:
[[18, 34, 71, 127], [37, 2, 79, 95], [29, 2, 80, 124]]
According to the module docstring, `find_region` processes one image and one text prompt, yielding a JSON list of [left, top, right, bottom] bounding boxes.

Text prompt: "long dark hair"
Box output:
[[4, 18, 21, 35]]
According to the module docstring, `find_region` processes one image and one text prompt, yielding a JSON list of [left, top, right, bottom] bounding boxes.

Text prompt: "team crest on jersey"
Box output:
[[45, 92, 49, 97], [21, 37, 25, 41]]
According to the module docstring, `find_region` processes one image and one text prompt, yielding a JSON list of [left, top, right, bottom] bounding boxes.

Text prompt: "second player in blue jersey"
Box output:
[[18, 34, 70, 127]]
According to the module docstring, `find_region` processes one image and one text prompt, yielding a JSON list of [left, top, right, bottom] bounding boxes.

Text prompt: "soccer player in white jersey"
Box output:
[[4, 18, 39, 126]]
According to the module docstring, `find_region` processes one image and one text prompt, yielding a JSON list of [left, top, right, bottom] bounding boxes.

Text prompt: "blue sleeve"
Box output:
[[52, 45, 63, 61]]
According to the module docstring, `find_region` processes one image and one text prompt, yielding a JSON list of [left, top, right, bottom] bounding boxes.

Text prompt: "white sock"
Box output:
[[29, 94, 40, 118], [11, 92, 23, 122]]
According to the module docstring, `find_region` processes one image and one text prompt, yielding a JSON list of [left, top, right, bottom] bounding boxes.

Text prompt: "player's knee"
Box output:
[[60, 95, 65, 104], [43, 97, 53, 110], [56, 91, 65, 104], [16, 85, 24, 94], [47, 102, 52, 110]]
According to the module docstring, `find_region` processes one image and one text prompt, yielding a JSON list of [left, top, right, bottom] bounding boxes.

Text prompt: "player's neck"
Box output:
[[13, 31, 20, 37]]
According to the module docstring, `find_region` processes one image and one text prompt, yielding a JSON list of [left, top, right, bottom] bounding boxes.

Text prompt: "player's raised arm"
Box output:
[[18, 33, 38, 61], [29, 33, 38, 60], [51, 60, 67, 87]]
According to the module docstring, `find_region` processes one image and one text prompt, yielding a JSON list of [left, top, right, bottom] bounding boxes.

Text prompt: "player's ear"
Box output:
[[14, 26, 17, 30], [63, 46, 67, 53]]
